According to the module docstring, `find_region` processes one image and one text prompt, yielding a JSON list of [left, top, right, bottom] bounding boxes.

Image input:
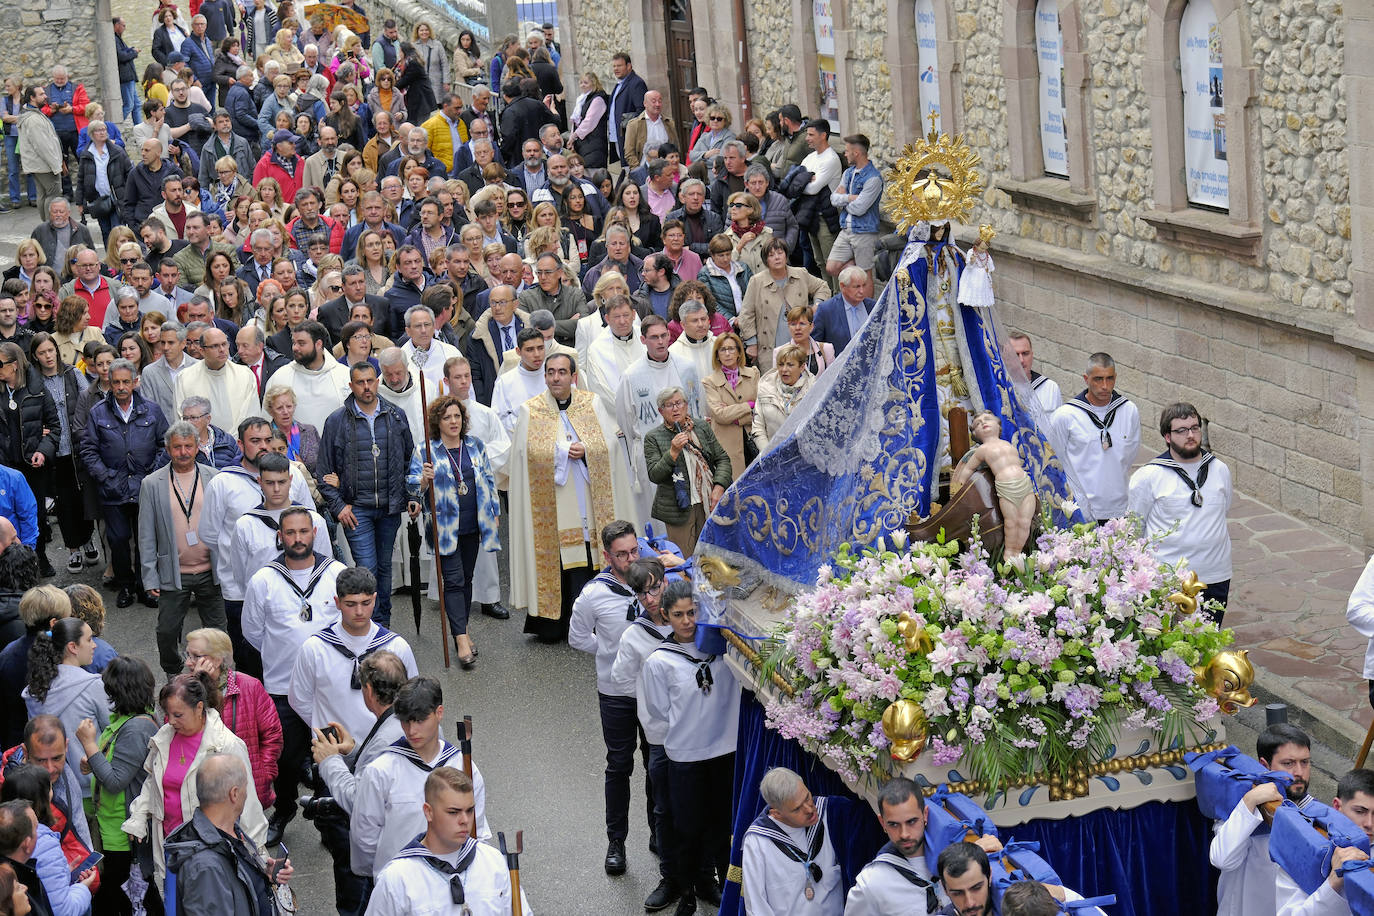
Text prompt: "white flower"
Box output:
[[891, 529, 909, 549], [1059, 497, 1080, 515]]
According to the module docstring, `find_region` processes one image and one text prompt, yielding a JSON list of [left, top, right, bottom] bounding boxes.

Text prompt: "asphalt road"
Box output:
[[0, 203, 699, 916]]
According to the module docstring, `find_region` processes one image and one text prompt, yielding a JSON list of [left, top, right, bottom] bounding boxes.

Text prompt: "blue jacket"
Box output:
[[382, 271, 437, 339], [835, 161, 883, 234], [341, 220, 405, 258], [78, 392, 169, 504], [0, 465, 38, 547], [183, 34, 217, 88], [316, 395, 415, 517], [811, 292, 876, 355], [406, 436, 500, 556]]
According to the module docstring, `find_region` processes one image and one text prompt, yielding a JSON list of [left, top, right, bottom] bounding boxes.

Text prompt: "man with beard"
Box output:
[[172, 326, 258, 431], [1209, 724, 1313, 916], [543, 152, 609, 218], [1128, 402, 1233, 619], [846, 777, 948, 914], [199, 416, 315, 677], [317, 362, 419, 628], [381, 127, 445, 180], [269, 321, 352, 431], [241, 506, 347, 847], [933, 843, 1104, 916], [302, 125, 347, 195]]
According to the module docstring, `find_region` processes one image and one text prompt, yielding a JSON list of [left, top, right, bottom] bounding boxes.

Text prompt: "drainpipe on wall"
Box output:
[[732, 0, 753, 120]]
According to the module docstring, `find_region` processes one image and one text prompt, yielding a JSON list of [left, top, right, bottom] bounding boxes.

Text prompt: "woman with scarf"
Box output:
[[751, 342, 814, 451], [699, 233, 752, 324], [702, 331, 760, 480], [263, 384, 321, 474], [723, 192, 774, 277]]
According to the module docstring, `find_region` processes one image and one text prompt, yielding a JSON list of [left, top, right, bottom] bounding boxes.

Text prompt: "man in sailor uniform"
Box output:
[[1007, 332, 1062, 415], [1210, 724, 1314, 916], [933, 843, 1108, 916], [199, 415, 317, 678], [1048, 352, 1139, 522], [312, 650, 411, 816], [224, 452, 333, 591], [638, 579, 738, 916], [241, 505, 347, 847], [568, 520, 649, 879], [845, 777, 948, 915], [365, 767, 531, 916], [742, 767, 843, 916], [291, 568, 418, 915], [610, 557, 681, 911], [1275, 768, 1374, 916], [351, 676, 490, 881], [1128, 402, 1233, 616]]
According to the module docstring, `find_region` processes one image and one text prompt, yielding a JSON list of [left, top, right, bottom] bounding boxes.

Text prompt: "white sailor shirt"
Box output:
[[612, 616, 671, 706], [227, 506, 334, 594], [241, 554, 345, 694], [288, 622, 419, 735], [1128, 451, 1233, 583], [568, 570, 642, 697], [1276, 867, 1353, 916], [638, 641, 739, 763], [1210, 797, 1280, 916], [1345, 556, 1374, 679], [365, 837, 533, 916], [318, 710, 405, 814], [199, 464, 315, 599], [351, 739, 490, 877], [741, 798, 843, 916], [1050, 393, 1140, 519], [1029, 372, 1063, 414], [845, 847, 948, 915]]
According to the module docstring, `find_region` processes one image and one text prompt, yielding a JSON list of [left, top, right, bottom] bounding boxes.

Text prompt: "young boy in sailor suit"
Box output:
[[351, 676, 490, 880], [638, 580, 739, 916], [225, 452, 333, 595], [1048, 353, 1139, 522], [845, 777, 949, 915], [365, 767, 532, 916], [741, 766, 843, 915], [1210, 724, 1314, 916]]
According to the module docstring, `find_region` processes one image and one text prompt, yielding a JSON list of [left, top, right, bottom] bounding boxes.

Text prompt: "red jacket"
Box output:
[[287, 214, 346, 254], [252, 152, 303, 206], [0, 744, 99, 891], [220, 670, 282, 809]]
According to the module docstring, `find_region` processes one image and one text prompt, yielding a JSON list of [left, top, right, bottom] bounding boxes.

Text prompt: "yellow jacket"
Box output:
[[421, 110, 468, 171]]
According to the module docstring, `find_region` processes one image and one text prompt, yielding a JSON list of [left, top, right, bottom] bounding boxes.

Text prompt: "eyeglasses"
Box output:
[[661, 398, 687, 409], [1169, 424, 1202, 436], [637, 581, 665, 597], [328, 285, 342, 293], [181, 412, 208, 421], [728, 201, 748, 209], [120, 257, 139, 264]]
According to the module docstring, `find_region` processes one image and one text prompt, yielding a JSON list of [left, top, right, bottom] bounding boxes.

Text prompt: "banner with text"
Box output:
[[1180, 0, 1228, 208], [915, 0, 941, 133], [1035, 0, 1068, 177], [815, 0, 839, 122]]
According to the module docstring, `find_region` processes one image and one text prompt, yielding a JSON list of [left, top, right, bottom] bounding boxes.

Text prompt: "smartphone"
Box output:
[[270, 843, 288, 879], [70, 851, 103, 883], [321, 725, 340, 742]]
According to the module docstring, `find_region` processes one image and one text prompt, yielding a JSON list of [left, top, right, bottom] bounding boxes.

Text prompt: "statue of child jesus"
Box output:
[[950, 410, 1037, 555]]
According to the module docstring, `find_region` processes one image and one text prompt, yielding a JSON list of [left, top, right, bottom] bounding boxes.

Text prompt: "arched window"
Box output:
[[915, 0, 941, 133], [1178, 0, 1227, 210], [1035, 0, 1068, 178]]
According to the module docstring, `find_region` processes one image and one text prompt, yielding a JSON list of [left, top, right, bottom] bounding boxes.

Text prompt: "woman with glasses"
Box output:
[[52, 297, 103, 367], [690, 105, 737, 170], [178, 394, 244, 468], [702, 332, 760, 480], [101, 227, 138, 279], [210, 156, 249, 216], [366, 67, 407, 125], [504, 188, 534, 244], [110, 241, 145, 284], [333, 319, 381, 370], [752, 342, 815, 451], [27, 269, 61, 332], [723, 192, 774, 277], [263, 384, 321, 473]]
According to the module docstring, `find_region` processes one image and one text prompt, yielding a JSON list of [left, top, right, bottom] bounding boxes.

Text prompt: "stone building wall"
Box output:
[[4, 0, 101, 98], [565, 0, 630, 89], [742, 0, 798, 117]]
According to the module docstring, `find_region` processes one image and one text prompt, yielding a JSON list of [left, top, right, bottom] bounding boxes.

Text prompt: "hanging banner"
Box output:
[[814, 0, 839, 122], [1035, 0, 1067, 177], [1180, 0, 1228, 208], [915, 0, 941, 133]]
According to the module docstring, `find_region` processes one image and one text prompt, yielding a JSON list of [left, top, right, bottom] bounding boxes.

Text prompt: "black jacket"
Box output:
[[165, 810, 275, 916], [115, 34, 140, 84], [498, 96, 557, 164], [317, 294, 388, 343], [316, 394, 415, 517], [0, 369, 60, 468], [572, 89, 610, 170], [666, 205, 724, 259], [124, 160, 184, 225], [395, 57, 436, 124], [76, 142, 133, 220], [1, 853, 52, 916]]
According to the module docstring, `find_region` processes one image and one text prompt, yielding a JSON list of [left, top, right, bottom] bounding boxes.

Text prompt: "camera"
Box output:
[[300, 794, 347, 821]]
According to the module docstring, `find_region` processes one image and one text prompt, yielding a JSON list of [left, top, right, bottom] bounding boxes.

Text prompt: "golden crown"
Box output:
[[882, 114, 984, 232]]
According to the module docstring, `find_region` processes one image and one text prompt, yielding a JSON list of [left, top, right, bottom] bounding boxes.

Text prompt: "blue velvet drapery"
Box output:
[[720, 691, 1218, 916]]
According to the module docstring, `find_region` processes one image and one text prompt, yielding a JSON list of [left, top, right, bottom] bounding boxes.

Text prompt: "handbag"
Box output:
[[87, 194, 117, 220]]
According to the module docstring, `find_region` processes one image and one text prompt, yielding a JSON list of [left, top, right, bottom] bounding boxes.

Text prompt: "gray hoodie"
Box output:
[[23, 664, 110, 799]]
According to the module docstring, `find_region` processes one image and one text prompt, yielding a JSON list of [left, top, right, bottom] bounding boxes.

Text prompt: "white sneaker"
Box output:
[[67, 551, 83, 573]]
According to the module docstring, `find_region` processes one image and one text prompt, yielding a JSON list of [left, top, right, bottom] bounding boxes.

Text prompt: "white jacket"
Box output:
[[122, 708, 268, 893], [752, 368, 814, 452]]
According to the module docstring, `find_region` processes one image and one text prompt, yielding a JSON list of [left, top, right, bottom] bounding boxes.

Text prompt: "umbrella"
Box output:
[[408, 518, 423, 634], [302, 3, 369, 35]]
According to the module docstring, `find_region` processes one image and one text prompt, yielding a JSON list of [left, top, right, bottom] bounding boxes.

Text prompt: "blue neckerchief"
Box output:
[[872, 841, 939, 911], [745, 797, 828, 885], [386, 738, 460, 772]]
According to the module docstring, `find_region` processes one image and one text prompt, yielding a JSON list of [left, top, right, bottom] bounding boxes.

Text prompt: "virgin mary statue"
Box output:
[[698, 129, 1084, 586]]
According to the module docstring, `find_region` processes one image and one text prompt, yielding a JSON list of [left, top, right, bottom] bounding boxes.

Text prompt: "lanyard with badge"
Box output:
[[172, 465, 201, 545]]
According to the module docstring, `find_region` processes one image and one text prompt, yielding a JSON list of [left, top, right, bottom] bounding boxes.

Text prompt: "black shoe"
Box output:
[[37, 557, 56, 578], [266, 814, 291, 848], [604, 839, 627, 875], [139, 590, 158, 608], [672, 895, 696, 916], [644, 878, 680, 911], [695, 877, 722, 907], [481, 602, 510, 619], [116, 587, 135, 609]]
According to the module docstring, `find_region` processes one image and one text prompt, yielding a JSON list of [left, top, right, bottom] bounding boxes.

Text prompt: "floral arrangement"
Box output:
[[759, 516, 1233, 793]]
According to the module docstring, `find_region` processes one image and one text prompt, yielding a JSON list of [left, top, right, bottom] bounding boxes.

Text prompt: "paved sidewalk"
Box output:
[[1226, 493, 1371, 749]]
